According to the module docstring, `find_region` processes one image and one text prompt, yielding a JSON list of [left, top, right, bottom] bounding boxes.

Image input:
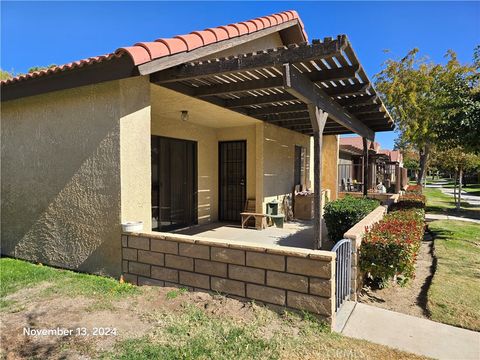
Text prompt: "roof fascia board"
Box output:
[[1, 56, 135, 102]]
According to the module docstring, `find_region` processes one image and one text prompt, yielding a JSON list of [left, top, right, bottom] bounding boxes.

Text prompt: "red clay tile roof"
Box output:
[[1, 10, 306, 86], [379, 149, 402, 163], [390, 150, 402, 162], [339, 136, 380, 152]]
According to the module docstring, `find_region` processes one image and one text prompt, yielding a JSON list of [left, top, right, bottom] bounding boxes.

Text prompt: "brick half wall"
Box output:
[[121, 232, 336, 324]]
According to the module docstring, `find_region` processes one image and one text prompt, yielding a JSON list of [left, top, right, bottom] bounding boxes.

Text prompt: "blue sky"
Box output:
[[2, 1, 479, 149]]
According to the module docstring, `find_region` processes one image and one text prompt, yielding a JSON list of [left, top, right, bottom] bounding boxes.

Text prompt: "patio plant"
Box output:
[[323, 195, 379, 243], [360, 209, 425, 287]]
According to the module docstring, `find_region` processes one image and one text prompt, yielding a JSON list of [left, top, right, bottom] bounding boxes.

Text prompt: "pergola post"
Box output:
[[309, 106, 328, 250], [363, 137, 369, 196], [281, 62, 375, 248], [395, 163, 401, 193]]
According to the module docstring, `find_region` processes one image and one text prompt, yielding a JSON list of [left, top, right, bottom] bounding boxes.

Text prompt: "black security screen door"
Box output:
[[152, 136, 197, 231], [219, 141, 246, 222]]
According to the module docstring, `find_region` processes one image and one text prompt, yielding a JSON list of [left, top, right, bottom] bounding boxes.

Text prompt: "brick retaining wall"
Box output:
[[121, 232, 336, 324]]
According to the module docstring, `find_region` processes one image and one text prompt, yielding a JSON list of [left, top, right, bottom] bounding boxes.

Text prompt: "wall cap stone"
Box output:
[[343, 205, 386, 248]]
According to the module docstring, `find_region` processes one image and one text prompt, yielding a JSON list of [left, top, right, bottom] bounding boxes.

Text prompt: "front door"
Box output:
[[219, 141, 246, 222], [152, 136, 197, 231]]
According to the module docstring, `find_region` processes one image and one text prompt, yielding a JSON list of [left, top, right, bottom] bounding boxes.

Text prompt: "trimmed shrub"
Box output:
[[389, 193, 426, 211], [360, 209, 424, 287], [324, 195, 379, 243]]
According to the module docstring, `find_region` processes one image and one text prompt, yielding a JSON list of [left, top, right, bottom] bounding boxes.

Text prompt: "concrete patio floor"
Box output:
[[174, 220, 333, 250]]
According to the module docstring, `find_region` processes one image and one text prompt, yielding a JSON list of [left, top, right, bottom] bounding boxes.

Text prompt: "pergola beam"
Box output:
[[258, 111, 309, 122], [246, 103, 306, 116], [225, 93, 296, 108], [282, 63, 375, 141], [150, 39, 348, 83], [325, 83, 369, 96], [337, 94, 377, 107], [349, 104, 382, 114]]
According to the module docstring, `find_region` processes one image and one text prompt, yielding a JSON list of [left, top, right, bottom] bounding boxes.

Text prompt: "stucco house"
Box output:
[[1, 10, 393, 281]]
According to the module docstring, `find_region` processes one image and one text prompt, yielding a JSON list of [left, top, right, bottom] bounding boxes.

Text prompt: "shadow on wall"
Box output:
[[1, 79, 148, 276]]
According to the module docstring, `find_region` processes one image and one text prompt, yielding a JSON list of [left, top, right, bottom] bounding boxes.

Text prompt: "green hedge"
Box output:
[[324, 196, 379, 243], [360, 209, 424, 287]]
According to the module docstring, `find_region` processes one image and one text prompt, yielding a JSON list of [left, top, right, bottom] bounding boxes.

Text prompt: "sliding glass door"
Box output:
[[152, 136, 197, 231]]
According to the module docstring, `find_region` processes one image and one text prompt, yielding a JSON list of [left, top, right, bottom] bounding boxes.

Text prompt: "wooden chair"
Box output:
[[240, 199, 267, 230]]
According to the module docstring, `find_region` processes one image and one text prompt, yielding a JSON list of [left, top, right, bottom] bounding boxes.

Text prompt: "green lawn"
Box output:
[[0, 257, 138, 310], [427, 220, 480, 331], [0, 258, 426, 359], [424, 187, 480, 220]]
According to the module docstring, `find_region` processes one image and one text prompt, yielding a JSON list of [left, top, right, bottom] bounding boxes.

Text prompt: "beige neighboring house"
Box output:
[[1, 10, 393, 277], [338, 136, 405, 193]]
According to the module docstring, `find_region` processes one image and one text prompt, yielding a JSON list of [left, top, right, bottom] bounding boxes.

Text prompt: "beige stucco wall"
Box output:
[[309, 135, 339, 200], [150, 84, 259, 224], [322, 135, 339, 200], [120, 77, 152, 229], [261, 123, 311, 212], [1, 76, 151, 276]]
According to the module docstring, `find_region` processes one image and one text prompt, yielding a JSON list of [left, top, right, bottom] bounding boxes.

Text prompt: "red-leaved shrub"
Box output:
[[360, 209, 424, 287], [406, 184, 423, 194]]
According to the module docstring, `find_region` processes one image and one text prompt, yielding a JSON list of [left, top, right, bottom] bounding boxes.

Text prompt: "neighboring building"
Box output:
[[1, 10, 393, 276], [338, 136, 404, 193]]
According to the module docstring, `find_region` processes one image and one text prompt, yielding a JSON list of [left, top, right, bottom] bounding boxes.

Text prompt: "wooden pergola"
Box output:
[[150, 35, 393, 249]]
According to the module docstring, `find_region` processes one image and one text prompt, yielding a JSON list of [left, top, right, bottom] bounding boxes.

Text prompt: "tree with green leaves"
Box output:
[[434, 47, 480, 153], [28, 64, 57, 73], [376, 49, 443, 185], [0, 69, 13, 80], [434, 147, 480, 209], [376, 48, 477, 185]]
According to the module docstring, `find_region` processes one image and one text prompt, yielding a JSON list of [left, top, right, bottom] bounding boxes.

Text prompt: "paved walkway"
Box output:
[[339, 302, 480, 360], [425, 213, 480, 224], [440, 187, 480, 206]]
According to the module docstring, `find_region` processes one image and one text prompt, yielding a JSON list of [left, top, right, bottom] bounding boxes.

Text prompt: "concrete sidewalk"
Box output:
[[426, 213, 480, 224], [440, 187, 480, 206], [340, 302, 480, 360]]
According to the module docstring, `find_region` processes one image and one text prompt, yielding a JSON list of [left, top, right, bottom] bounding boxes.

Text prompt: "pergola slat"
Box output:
[[224, 93, 296, 108]]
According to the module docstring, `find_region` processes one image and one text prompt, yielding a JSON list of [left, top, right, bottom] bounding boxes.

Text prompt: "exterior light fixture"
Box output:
[[181, 110, 189, 122]]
